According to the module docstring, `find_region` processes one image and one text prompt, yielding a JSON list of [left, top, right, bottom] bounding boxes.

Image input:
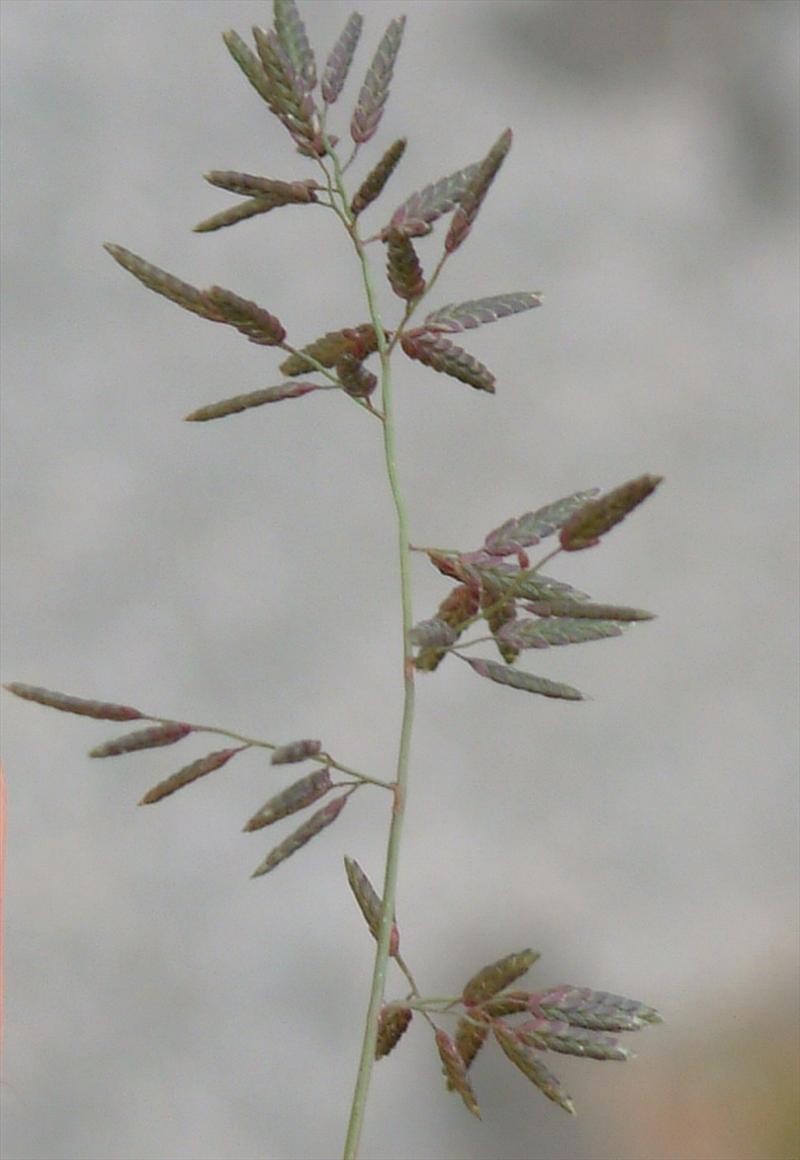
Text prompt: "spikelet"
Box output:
[[481, 585, 519, 664], [414, 584, 479, 672], [483, 489, 599, 556], [385, 229, 425, 301], [273, 0, 316, 92], [408, 618, 457, 649], [322, 12, 363, 105], [336, 354, 377, 398], [202, 286, 286, 345], [271, 738, 322, 765], [89, 722, 192, 758], [351, 139, 407, 217], [350, 17, 405, 144], [481, 991, 531, 1018], [4, 683, 143, 721], [524, 600, 655, 622], [243, 767, 332, 832], [496, 617, 624, 651], [193, 199, 278, 234], [435, 1029, 481, 1119], [280, 324, 379, 376], [204, 172, 320, 201], [252, 26, 324, 156], [251, 793, 348, 877], [385, 162, 480, 238], [516, 1019, 630, 1061], [104, 245, 224, 322], [453, 1015, 490, 1074], [462, 949, 540, 1005], [222, 29, 275, 107], [185, 382, 320, 422], [375, 1005, 412, 1060], [465, 657, 584, 701], [344, 857, 399, 956], [493, 1023, 576, 1115], [423, 292, 541, 334], [559, 475, 663, 551], [530, 986, 663, 1032], [445, 129, 512, 254], [139, 747, 246, 805], [400, 331, 495, 393]]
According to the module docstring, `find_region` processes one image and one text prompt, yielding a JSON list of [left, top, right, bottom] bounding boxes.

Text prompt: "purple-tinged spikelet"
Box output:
[[560, 475, 663, 551], [139, 747, 246, 805], [4, 683, 143, 722], [89, 722, 192, 758]]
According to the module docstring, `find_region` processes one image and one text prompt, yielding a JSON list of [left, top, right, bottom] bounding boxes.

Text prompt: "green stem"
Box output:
[[330, 177, 416, 1160]]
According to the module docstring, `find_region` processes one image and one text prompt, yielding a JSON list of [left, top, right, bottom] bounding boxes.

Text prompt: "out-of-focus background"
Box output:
[[1, 2, 798, 1158]]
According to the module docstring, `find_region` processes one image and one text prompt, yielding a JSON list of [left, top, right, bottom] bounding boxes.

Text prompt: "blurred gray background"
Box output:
[[1, 2, 798, 1158]]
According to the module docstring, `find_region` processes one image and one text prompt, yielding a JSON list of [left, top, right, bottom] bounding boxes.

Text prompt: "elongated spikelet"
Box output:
[[352, 139, 407, 217], [104, 245, 224, 322], [435, 1029, 481, 1119], [89, 722, 192, 758], [202, 286, 286, 345], [139, 747, 246, 805], [385, 162, 480, 238], [251, 793, 348, 877], [350, 17, 405, 144], [560, 475, 663, 551], [445, 129, 512, 254], [400, 331, 495, 393], [322, 12, 363, 105], [496, 617, 623, 650], [222, 29, 275, 106], [273, 0, 317, 92], [344, 856, 399, 956], [193, 199, 278, 234], [465, 657, 584, 701], [530, 986, 663, 1032], [243, 767, 332, 831], [252, 26, 323, 155], [483, 489, 599, 556], [185, 382, 320, 422], [4, 683, 143, 721], [423, 292, 541, 335], [462, 949, 540, 1005], [516, 1019, 631, 1061], [493, 1023, 576, 1115], [524, 600, 655, 622]]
